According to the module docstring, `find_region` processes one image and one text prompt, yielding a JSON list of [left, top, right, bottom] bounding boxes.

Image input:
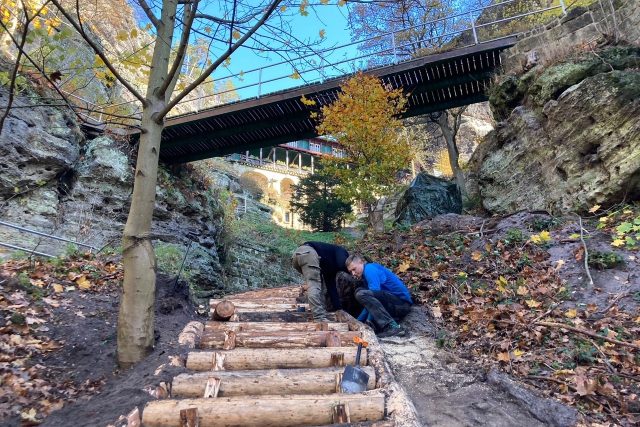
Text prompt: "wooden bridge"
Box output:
[[157, 38, 516, 165], [135, 285, 419, 426]]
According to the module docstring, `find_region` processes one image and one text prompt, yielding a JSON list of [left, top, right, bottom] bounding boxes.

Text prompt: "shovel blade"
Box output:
[[340, 365, 370, 393]]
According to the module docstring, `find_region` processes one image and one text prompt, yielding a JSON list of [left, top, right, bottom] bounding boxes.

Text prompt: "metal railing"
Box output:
[[0, 219, 98, 259], [63, 0, 569, 125]]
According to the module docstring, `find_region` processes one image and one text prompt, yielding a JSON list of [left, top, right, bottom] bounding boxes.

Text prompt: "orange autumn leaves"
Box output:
[[312, 73, 413, 209]]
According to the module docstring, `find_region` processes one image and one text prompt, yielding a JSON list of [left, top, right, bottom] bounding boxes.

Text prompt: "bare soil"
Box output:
[[2, 273, 197, 427]]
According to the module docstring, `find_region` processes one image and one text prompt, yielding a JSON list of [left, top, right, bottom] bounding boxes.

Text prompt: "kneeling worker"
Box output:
[[346, 254, 413, 337], [292, 241, 349, 322]]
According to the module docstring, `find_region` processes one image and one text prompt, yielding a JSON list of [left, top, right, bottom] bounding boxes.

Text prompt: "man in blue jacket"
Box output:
[[346, 254, 412, 337]]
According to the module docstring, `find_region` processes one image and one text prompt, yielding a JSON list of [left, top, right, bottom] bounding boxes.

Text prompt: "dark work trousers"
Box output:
[[354, 288, 412, 331]]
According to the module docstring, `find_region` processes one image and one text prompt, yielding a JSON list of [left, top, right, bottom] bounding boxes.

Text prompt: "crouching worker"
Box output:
[[346, 254, 413, 338], [292, 242, 349, 322]]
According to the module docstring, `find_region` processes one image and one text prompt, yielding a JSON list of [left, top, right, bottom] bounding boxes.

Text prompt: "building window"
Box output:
[[284, 212, 290, 223], [309, 142, 321, 153]]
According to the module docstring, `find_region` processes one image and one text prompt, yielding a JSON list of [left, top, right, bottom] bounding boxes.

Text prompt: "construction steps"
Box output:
[[138, 285, 419, 426]]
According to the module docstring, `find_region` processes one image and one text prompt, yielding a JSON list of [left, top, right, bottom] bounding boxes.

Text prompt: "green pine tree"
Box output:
[[290, 171, 352, 232]]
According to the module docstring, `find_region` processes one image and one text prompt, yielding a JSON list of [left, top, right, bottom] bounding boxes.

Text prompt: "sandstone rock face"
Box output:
[[0, 94, 82, 198], [395, 173, 462, 225], [469, 47, 640, 214], [0, 98, 231, 302]]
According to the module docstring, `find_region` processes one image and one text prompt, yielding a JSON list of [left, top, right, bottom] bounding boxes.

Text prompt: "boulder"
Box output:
[[394, 173, 462, 225]]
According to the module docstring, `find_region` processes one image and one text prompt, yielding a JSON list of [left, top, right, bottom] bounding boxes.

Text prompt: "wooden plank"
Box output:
[[141, 393, 385, 427], [199, 331, 361, 349], [186, 347, 368, 371], [171, 366, 376, 398]]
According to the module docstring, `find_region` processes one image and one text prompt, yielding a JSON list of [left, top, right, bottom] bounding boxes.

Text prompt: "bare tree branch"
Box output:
[[158, 0, 282, 121], [136, 0, 161, 28], [158, 0, 199, 97], [194, 10, 260, 25], [0, 1, 52, 135], [49, 0, 147, 105]]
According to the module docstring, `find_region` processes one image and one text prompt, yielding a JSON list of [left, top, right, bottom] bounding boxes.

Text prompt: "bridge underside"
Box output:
[[158, 38, 515, 164]]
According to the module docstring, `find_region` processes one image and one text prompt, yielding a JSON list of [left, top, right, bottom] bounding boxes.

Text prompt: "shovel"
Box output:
[[340, 336, 369, 393]]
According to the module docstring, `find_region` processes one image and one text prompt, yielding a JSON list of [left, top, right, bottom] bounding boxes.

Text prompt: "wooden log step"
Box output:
[[228, 311, 330, 322], [199, 331, 361, 350], [210, 297, 304, 305], [186, 347, 368, 371], [204, 321, 349, 333], [141, 392, 385, 427], [210, 301, 310, 312], [230, 286, 303, 299], [171, 366, 376, 398]]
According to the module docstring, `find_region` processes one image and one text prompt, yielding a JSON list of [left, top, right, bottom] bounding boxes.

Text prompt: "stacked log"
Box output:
[[171, 366, 376, 397], [199, 330, 361, 350], [186, 347, 368, 371], [141, 392, 385, 427], [204, 321, 349, 333]]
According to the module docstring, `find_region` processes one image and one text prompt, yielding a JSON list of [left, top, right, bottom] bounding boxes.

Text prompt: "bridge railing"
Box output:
[[82, 0, 570, 124]]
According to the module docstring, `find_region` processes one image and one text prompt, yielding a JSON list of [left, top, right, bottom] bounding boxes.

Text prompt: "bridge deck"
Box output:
[[158, 38, 516, 164]]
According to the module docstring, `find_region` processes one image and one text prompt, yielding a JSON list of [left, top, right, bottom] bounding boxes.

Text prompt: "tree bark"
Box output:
[[116, 0, 177, 368], [186, 347, 367, 371], [141, 393, 385, 427], [171, 366, 376, 398], [437, 111, 466, 197]]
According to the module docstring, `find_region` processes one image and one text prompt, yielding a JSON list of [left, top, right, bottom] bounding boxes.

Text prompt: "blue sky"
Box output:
[[212, 3, 358, 100]]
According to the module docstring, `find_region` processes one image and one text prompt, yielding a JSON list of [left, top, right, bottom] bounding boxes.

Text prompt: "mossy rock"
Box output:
[[529, 46, 640, 107]]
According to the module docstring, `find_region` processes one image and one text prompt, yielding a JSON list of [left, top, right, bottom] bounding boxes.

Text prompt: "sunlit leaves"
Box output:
[[316, 73, 411, 215], [232, 30, 241, 40], [530, 230, 551, 245], [290, 70, 301, 79], [319, 29, 326, 39], [299, 0, 310, 16]]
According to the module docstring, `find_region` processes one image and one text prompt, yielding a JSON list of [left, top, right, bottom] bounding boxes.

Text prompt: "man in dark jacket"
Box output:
[[292, 241, 349, 322]]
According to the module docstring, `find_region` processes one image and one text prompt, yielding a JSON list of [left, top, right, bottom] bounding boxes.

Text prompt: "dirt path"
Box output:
[[381, 307, 573, 427]]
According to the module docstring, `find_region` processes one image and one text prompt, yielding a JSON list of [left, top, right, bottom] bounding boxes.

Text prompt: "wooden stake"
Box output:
[[203, 377, 221, 398], [222, 330, 236, 350], [178, 408, 198, 427], [332, 403, 351, 423]]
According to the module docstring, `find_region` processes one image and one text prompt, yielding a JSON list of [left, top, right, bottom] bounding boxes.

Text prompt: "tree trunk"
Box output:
[[199, 330, 362, 349], [204, 321, 349, 333], [117, 1, 177, 367], [367, 202, 384, 233], [437, 112, 466, 197]]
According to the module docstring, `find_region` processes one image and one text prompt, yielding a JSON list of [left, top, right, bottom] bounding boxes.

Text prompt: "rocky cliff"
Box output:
[[0, 91, 229, 302], [468, 45, 640, 214]]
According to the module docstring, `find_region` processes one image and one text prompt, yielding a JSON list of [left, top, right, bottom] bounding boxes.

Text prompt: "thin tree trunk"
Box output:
[[437, 112, 466, 197], [117, 0, 177, 367]]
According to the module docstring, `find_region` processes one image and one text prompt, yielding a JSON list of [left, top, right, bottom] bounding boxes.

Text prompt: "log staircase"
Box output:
[[139, 285, 419, 426]]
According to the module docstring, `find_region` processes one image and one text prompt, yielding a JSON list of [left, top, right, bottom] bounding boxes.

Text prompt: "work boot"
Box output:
[[377, 321, 406, 338]]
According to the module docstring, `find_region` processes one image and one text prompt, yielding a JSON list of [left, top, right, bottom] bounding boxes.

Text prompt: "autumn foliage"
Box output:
[[315, 73, 413, 227], [358, 215, 639, 425]]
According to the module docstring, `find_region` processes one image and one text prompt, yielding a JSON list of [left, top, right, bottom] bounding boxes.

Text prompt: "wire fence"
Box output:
[[0, 220, 98, 259]]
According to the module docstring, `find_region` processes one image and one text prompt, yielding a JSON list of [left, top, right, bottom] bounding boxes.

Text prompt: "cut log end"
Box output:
[[213, 300, 235, 321]]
